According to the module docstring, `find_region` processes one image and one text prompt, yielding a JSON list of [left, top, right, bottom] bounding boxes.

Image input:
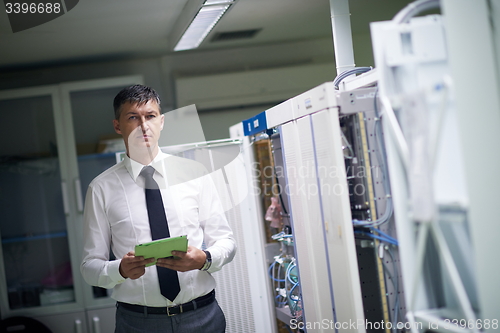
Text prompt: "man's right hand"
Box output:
[[119, 251, 155, 279]]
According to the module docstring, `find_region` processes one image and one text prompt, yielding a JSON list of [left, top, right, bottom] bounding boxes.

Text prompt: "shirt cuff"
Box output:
[[205, 244, 232, 274], [108, 259, 127, 284]]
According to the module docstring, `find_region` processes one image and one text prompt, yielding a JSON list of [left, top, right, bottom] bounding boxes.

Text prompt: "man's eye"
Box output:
[[129, 116, 137, 120]]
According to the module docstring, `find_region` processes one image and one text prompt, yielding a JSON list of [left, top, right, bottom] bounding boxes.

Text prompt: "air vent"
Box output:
[[211, 29, 261, 42]]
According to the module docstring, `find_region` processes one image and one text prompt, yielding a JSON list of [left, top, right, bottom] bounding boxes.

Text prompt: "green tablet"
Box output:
[[135, 235, 188, 267]]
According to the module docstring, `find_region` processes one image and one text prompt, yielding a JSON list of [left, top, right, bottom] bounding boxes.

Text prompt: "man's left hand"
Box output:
[[156, 245, 206, 272]]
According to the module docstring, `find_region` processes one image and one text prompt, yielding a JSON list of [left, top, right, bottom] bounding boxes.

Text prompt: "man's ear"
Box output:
[[113, 119, 122, 134], [160, 114, 165, 131]]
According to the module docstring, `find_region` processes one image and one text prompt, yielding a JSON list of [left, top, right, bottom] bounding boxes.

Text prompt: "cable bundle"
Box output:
[[333, 67, 373, 89]]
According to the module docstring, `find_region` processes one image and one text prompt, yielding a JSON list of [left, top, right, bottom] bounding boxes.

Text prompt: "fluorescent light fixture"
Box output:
[[204, 0, 233, 4], [174, 1, 233, 51]]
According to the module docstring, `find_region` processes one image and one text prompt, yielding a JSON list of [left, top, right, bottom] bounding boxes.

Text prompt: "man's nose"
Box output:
[[139, 117, 149, 131]]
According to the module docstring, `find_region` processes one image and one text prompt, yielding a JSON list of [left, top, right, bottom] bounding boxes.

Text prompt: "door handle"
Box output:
[[61, 181, 70, 215], [92, 316, 101, 333], [74, 179, 84, 213], [75, 319, 82, 333]]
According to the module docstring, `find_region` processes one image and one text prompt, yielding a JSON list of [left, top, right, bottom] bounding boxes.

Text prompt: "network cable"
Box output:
[[287, 282, 301, 315], [268, 261, 286, 282], [341, 129, 355, 159], [354, 230, 399, 246], [382, 246, 404, 332], [370, 227, 399, 245], [285, 261, 298, 285], [269, 255, 302, 317], [352, 87, 394, 227], [333, 67, 373, 89]]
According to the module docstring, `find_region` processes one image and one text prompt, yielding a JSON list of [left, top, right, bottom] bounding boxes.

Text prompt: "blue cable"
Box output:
[[354, 230, 399, 246], [289, 282, 299, 298], [286, 263, 298, 284], [288, 282, 301, 312], [275, 294, 287, 306], [268, 261, 286, 282], [369, 227, 398, 245], [360, 230, 398, 245]]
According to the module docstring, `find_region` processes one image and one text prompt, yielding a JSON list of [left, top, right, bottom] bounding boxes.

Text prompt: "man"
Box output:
[[80, 84, 236, 332]]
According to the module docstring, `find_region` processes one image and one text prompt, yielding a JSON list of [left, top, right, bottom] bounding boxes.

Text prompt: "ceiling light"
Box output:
[[174, 2, 234, 52], [204, 0, 233, 4]]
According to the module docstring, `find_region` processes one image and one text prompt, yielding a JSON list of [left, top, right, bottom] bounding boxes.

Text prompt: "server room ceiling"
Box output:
[[0, 0, 412, 70]]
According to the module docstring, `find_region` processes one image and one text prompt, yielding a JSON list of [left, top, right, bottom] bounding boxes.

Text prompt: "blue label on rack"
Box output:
[[242, 111, 267, 136]]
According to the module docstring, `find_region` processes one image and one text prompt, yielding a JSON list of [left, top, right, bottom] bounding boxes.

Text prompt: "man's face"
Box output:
[[113, 100, 164, 155]]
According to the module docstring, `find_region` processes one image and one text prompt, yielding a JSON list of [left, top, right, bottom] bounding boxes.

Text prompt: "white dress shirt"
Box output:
[[80, 151, 236, 306]]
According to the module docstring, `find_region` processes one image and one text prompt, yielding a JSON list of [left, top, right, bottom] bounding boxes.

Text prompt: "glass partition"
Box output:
[[0, 95, 74, 310]]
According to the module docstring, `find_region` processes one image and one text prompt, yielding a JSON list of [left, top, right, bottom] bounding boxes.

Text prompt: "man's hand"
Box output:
[[119, 251, 155, 279], [156, 246, 206, 272]]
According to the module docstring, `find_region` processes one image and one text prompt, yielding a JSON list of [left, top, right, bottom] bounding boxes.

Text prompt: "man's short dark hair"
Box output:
[[113, 84, 161, 119]]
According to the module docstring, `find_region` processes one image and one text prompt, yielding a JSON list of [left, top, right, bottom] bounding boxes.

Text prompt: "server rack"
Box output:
[[233, 81, 405, 332]]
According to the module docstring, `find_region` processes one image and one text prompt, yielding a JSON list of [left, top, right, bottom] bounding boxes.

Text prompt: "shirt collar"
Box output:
[[124, 150, 169, 181]]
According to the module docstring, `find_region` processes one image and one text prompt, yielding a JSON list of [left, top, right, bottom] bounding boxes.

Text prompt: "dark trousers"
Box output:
[[115, 300, 226, 333]]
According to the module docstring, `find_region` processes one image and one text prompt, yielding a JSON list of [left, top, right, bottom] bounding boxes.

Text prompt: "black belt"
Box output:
[[117, 290, 215, 316]]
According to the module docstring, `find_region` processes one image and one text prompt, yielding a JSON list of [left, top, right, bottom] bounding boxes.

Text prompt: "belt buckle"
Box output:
[[167, 304, 182, 316]]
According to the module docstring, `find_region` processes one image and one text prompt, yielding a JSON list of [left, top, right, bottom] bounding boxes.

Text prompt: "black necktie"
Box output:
[[141, 166, 180, 302]]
